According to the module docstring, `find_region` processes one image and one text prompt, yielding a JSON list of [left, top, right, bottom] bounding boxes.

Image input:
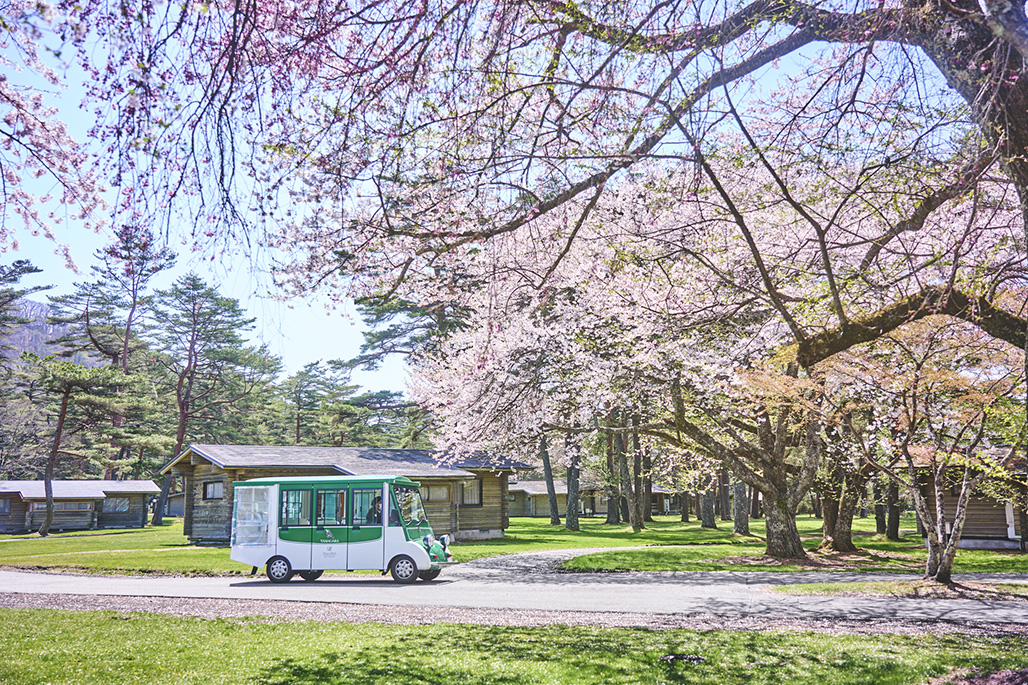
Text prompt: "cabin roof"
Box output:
[[0, 480, 161, 500], [510, 480, 567, 496], [161, 444, 531, 479], [236, 474, 420, 486]]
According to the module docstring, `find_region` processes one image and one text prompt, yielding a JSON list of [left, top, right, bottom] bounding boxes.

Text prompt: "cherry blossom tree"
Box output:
[[828, 317, 1026, 582], [408, 150, 1024, 558]]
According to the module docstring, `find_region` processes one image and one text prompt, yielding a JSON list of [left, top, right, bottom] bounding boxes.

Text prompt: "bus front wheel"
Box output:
[[389, 555, 418, 583], [267, 556, 294, 583]]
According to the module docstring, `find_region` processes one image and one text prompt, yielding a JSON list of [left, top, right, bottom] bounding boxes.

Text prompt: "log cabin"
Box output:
[[0, 480, 160, 533], [508, 480, 568, 517], [160, 444, 530, 544]]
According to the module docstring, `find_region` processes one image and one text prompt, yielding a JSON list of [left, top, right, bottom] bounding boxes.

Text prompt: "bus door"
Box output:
[[312, 488, 348, 570], [278, 488, 314, 570], [349, 486, 386, 570]]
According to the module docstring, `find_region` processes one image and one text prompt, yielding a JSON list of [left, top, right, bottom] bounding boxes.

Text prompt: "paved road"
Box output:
[[3, 549, 1028, 625]]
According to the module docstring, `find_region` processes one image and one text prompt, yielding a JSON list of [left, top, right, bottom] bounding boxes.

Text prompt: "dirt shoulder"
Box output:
[[2, 591, 1027, 639]]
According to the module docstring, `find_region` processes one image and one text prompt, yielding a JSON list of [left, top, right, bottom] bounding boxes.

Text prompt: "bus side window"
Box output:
[[353, 488, 382, 526], [316, 490, 346, 527], [281, 489, 312, 527]]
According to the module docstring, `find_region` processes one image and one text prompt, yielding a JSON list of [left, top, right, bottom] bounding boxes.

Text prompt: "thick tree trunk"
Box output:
[[763, 496, 806, 559], [539, 434, 561, 526], [631, 431, 646, 529], [832, 480, 860, 553], [750, 486, 761, 518], [618, 434, 640, 531], [700, 487, 717, 529], [719, 467, 731, 521], [642, 449, 653, 522], [565, 449, 581, 532], [38, 390, 71, 537], [812, 493, 822, 519], [887, 482, 901, 541], [820, 486, 840, 551], [873, 479, 886, 534], [732, 479, 750, 536], [604, 434, 620, 524], [680, 492, 690, 522]]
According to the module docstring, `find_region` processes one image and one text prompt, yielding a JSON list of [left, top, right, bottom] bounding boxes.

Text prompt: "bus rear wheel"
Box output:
[[299, 570, 323, 582], [419, 569, 441, 581], [389, 555, 419, 583], [266, 556, 294, 583]]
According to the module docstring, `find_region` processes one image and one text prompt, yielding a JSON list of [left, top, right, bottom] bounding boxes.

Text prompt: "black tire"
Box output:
[[266, 556, 294, 583], [419, 569, 441, 581], [298, 570, 323, 582], [389, 555, 419, 583]]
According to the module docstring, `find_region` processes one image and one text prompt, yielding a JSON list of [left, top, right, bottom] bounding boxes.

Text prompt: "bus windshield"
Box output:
[[392, 485, 427, 525]]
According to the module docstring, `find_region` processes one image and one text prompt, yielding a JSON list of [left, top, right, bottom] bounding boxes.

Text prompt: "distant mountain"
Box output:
[[0, 299, 97, 365]]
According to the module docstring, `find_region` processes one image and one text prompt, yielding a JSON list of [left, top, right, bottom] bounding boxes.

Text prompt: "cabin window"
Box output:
[[316, 490, 347, 526], [31, 501, 92, 511], [461, 478, 483, 507], [105, 497, 130, 513], [203, 481, 224, 500], [424, 485, 449, 502], [508, 494, 516, 502], [0, 498, 10, 515], [281, 489, 312, 527]]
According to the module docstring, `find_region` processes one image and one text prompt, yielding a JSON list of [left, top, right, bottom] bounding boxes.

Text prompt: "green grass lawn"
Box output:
[[0, 608, 1025, 684], [1, 514, 1025, 576]]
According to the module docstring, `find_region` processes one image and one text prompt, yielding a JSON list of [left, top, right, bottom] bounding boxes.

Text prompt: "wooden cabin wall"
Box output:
[[0, 497, 29, 533], [96, 494, 149, 529], [456, 471, 509, 539]]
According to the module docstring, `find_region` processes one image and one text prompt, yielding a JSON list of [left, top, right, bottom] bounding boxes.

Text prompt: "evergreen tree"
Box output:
[[25, 354, 130, 536], [149, 274, 280, 524]]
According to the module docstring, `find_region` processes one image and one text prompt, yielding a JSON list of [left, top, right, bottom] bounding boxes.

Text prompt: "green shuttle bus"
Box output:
[[230, 475, 456, 583]]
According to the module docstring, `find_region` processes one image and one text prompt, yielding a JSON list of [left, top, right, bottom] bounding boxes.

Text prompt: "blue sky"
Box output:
[[1, 29, 408, 394]]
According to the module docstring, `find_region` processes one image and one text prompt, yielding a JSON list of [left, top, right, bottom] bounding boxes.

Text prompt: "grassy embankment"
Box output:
[[1, 514, 1025, 576], [0, 608, 1026, 685]]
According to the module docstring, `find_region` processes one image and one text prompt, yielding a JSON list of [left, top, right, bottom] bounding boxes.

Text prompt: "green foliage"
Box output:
[[0, 609, 1026, 684]]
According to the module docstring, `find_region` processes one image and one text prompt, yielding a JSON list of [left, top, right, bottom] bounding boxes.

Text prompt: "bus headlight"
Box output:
[[439, 534, 450, 549], [422, 534, 435, 549]]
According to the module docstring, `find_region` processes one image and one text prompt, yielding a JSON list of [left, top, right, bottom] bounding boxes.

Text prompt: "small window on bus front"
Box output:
[[281, 489, 312, 527], [393, 486, 427, 525], [316, 490, 346, 526]]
